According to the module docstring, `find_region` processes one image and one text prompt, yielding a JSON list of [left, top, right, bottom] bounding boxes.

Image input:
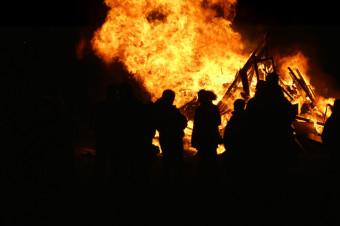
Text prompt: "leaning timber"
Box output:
[[288, 67, 315, 102], [296, 68, 316, 100], [217, 33, 268, 114]]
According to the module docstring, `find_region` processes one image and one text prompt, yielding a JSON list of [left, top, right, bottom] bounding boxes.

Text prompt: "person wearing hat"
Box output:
[[191, 89, 222, 185]]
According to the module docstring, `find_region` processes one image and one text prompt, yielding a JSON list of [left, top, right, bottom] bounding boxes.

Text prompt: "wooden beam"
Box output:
[[288, 67, 315, 102]]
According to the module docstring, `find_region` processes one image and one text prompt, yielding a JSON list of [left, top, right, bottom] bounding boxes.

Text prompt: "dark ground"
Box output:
[[4, 124, 340, 226]]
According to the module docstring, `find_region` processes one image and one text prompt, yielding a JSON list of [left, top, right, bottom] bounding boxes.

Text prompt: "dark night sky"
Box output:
[[2, 0, 340, 108]]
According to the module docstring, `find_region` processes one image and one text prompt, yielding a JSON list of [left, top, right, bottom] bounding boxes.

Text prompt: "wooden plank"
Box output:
[[288, 67, 315, 101], [296, 69, 315, 101]]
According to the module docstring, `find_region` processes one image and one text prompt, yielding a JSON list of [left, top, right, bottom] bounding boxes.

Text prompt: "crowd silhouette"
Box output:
[[4, 72, 340, 225], [85, 74, 307, 212], [90, 83, 159, 187]]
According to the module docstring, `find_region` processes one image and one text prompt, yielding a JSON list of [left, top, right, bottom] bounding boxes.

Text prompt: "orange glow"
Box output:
[[92, 0, 247, 108], [76, 37, 86, 60], [276, 51, 335, 133], [92, 1, 335, 152]]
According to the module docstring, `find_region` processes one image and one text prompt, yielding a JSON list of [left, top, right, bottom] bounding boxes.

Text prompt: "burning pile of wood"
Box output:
[[180, 33, 332, 138]]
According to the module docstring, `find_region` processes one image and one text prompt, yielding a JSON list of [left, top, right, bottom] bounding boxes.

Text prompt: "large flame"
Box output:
[[276, 51, 335, 134], [91, 0, 335, 153], [92, 0, 247, 107]]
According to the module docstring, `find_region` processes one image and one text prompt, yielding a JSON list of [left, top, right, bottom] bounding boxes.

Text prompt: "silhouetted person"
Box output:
[[124, 97, 158, 187], [191, 90, 222, 185], [245, 73, 298, 204], [116, 82, 143, 186], [154, 90, 187, 187], [222, 99, 249, 179], [90, 84, 119, 183], [245, 80, 266, 113], [133, 101, 159, 186], [3, 86, 38, 185], [265, 73, 298, 173], [322, 99, 340, 177], [322, 99, 340, 224], [37, 95, 77, 186]]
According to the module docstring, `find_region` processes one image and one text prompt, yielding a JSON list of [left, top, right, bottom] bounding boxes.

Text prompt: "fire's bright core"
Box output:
[[91, 0, 247, 107], [91, 0, 335, 153]]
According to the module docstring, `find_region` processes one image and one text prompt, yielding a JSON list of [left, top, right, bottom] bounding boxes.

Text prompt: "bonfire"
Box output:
[[90, 0, 335, 154]]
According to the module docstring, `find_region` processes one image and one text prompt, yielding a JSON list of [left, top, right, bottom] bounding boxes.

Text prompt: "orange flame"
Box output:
[[92, 0, 248, 107], [91, 0, 336, 151], [276, 51, 335, 133]]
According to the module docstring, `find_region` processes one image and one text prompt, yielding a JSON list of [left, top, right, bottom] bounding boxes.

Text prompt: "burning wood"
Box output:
[[179, 98, 200, 121], [279, 78, 295, 101], [296, 69, 316, 100], [180, 33, 267, 120], [217, 33, 268, 115], [90, 1, 336, 150], [288, 67, 315, 102], [295, 115, 325, 126], [180, 32, 333, 142]]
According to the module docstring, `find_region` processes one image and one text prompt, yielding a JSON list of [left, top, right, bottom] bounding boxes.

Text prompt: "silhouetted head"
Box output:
[[106, 84, 118, 100], [161, 89, 175, 105], [233, 99, 245, 112], [266, 72, 279, 85], [198, 89, 217, 104], [254, 80, 267, 97], [256, 80, 266, 91]]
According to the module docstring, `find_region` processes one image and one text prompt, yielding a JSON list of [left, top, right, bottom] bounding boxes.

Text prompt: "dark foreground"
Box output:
[[4, 136, 340, 226]]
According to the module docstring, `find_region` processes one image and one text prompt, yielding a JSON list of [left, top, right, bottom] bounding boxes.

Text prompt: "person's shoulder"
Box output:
[[246, 97, 256, 106], [325, 115, 337, 125], [228, 113, 236, 122], [171, 105, 182, 113], [212, 103, 220, 111]]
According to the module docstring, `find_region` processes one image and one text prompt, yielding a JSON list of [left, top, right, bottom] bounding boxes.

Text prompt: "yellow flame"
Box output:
[[276, 51, 335, 132], [92, 1, 336, 152], [92, 0, 248, 107]]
